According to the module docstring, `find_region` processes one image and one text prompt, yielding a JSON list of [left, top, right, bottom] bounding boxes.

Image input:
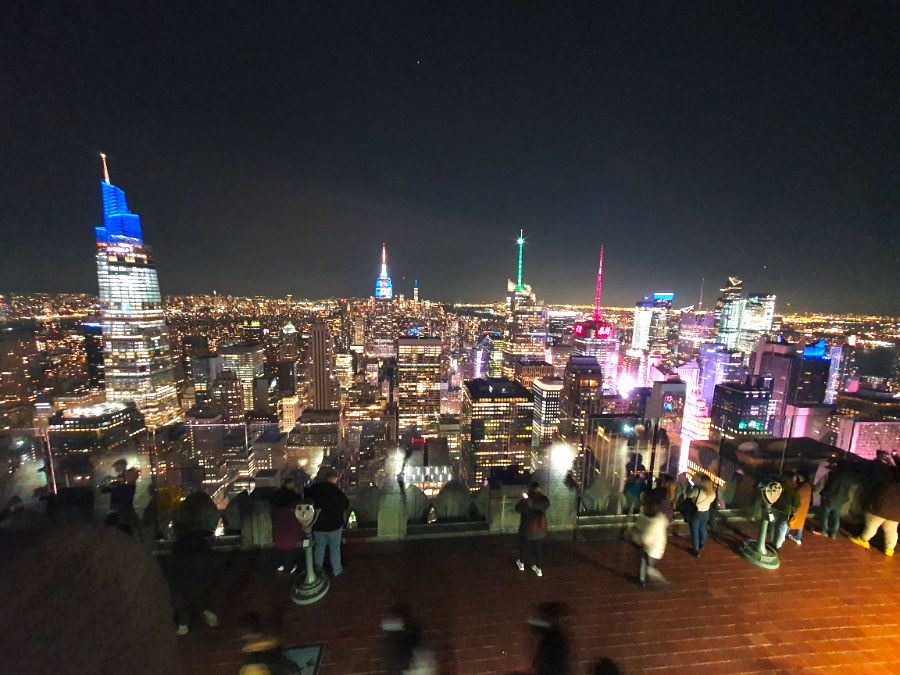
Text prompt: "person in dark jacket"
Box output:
[[768, 472, 801, 550], [815, 465, 851, 538], [169, 526, 219, 635], [304, 471, 350, 577], [269, 478, 303, 574], [849, 473, 900, 557], [515, 482, 550, 577]]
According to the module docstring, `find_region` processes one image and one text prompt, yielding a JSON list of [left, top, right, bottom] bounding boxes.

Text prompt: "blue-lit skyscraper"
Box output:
[[95, 154, 180, 427], [374, 242, 393, 299]]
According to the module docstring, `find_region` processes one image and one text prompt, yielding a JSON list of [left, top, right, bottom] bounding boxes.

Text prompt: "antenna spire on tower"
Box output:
[[99, 152, 110, 183], [593, 245, 604, 321], [516, 229, 524, 292], [698, 277, 705, 310], [381, 242, 387, 274]]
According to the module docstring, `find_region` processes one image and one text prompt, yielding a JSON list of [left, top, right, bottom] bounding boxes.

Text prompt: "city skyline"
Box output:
[[2, 4, 898, 314]]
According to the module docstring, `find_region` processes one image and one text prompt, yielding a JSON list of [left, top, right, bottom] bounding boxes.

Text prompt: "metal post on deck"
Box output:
[[740, 481, 782, 570]]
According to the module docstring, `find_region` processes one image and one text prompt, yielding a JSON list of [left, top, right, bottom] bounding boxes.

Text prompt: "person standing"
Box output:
[[305, 470, 350, 577], [769, 472, 801, 550], [849, 471, 900, 557], [269, 477, 302, 574], [815, 464, 851, 538], [786, 473, 812, 545], [687, 474, 717, 557], [515, 482, 550, 577]]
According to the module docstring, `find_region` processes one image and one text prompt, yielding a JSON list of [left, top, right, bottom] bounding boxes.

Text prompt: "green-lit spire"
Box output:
[[516, 229, 524, 292]]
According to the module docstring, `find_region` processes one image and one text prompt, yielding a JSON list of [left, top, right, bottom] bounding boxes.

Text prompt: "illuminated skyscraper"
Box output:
[[504, 231, 545, 363], [95, 154, 180, 427], [461, 377, 533, 486], [397, 336, 442, 434], [532, 376, 563, 447], [714, 277, 745, 350], [219, 343, 266, 412], [374, 242, 393, 299], [309, 322, 334, 409], [368, 244, 397, 359], [737, 293, 776, 355]]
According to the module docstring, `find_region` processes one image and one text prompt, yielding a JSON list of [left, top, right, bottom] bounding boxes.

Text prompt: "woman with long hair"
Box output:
[[687, 474, 717, 557]]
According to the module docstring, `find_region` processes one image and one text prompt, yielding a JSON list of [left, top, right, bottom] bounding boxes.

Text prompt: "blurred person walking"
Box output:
[[515, 482, 550, 577], [305, 470, 350, 577], [634, 490, 668, 587]]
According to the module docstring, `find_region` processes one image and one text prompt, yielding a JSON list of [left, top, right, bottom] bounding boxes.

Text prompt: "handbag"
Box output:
[[680, 491, 698, 523]]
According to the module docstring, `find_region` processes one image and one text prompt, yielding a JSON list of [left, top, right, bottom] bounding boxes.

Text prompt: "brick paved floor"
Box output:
[[177, 524, 900, 674]]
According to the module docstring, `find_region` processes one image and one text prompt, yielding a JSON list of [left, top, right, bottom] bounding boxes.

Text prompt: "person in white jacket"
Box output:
[[635, 492, 669, 587]]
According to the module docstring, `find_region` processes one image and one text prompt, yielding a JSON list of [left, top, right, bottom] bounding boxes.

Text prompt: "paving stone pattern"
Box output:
[[178, 526, 900, 674]]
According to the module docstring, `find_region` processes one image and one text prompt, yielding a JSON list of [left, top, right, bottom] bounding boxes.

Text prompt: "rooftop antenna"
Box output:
[[381, 242, 388, 276], [516, 229, 524, 292], [592, 245, 604, 321], [698, 277, 705, 310], [99, 152, 110, 183]]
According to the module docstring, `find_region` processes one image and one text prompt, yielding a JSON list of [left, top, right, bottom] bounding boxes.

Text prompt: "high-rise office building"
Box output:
[[825, 343, 855, 404], [699, 344, 744, 408], [676, 310, 716, 361], [561, 355, 603, 435], [714, 277, 745, 351], [573, 321, 619, 393], [309, 322, 334, 409], [532, 376, 563, 447], [81, 322, 104, 390], [737, 293, 776, 354], [753, 339, 830, 436], [94, 155, 180, 427], [461, 377, 533, 486], [397, 336, 442, 434], [631, 293, 674, 355], [211, 370, 245, 422], [279, 322, 300, 360], [709, 375, 773, 441], [219, 343, 265, 412], [191, 353, 223, 404], [512, 357, 554, 391]]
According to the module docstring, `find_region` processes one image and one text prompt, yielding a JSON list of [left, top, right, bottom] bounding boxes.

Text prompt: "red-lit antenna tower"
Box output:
[[592, 245, 604, 321]]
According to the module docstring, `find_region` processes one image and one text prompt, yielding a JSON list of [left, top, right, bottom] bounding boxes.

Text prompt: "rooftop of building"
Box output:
[[173, 525, 900, 674], [464, 377, 531, 400]]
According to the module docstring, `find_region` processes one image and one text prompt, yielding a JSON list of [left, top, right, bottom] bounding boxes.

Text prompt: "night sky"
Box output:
[[1, 2, 898, 313]]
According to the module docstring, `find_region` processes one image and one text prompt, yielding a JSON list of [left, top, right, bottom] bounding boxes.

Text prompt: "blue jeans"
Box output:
[[769, 511, 790, 548], [820, 505, 842, 537], [690, 510, 710, 552], [313, 528, 344, 576]]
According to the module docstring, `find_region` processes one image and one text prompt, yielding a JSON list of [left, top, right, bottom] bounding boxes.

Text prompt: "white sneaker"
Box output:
[[531, 565, 542, 577], [276, 565, 285, 573], [202, 610, 219, 628], [176, 624, 189, 636], [516, 559, 525, 571], [289, 563, 298, 575]]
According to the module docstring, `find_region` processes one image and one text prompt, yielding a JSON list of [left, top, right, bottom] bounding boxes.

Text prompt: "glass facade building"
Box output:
[[96, 170, 180, 427]]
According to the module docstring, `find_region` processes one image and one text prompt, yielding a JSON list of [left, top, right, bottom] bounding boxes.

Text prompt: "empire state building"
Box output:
[[95, 154, 180, 427]]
